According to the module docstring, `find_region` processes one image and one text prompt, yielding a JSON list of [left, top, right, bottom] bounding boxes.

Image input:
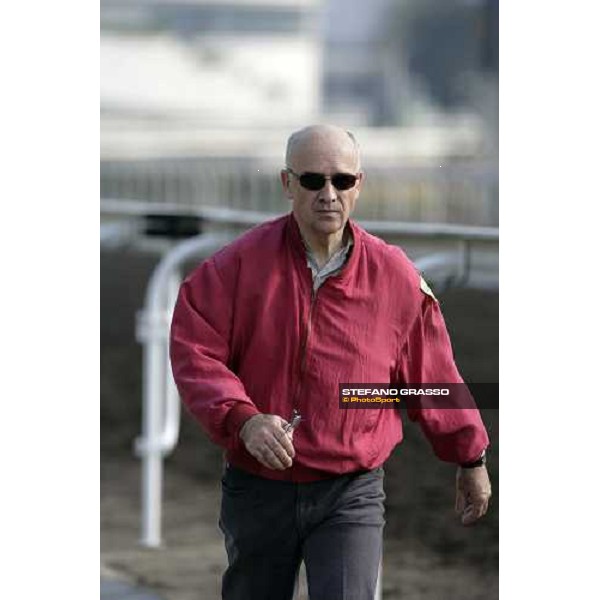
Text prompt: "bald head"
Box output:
[[285, 125, 361, 171], [280, 124, 364, 249]]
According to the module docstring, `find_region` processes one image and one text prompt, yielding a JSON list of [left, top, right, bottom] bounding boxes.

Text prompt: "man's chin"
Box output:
[[312, 214, 345, 233], [313, 222, 343, 235]]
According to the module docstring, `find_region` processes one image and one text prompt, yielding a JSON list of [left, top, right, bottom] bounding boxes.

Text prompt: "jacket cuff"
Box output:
[[225, 403, 261, 439]]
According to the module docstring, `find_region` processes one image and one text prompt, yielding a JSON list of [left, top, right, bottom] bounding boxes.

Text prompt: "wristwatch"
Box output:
[[460, 449, 487, 469]]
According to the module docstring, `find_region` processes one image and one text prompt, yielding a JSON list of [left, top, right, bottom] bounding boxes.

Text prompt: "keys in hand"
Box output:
[[283, 409, 302, 434], [239, 411, 300, 470]]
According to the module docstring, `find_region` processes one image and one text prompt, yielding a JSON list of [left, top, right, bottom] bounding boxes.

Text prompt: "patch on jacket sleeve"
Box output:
[[419, 275, 438, 302]]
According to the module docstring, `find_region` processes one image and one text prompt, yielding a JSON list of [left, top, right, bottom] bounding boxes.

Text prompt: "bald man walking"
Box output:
[[170, 125, 491, 600]]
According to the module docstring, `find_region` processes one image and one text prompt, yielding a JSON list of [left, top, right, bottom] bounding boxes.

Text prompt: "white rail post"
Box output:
[[162, 271, 182, 451], [136, 306, 169, 547], [135, 232, 234, 548]]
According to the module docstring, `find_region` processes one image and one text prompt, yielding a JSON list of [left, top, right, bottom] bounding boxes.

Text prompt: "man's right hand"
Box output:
[[239, 414, 296, 470]]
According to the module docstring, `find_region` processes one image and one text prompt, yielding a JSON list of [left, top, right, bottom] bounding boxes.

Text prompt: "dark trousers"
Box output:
[[218, 465, 385, 600]]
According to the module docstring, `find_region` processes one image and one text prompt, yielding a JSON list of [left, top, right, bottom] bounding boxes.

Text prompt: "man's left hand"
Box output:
[[455, 465, 492, 526]]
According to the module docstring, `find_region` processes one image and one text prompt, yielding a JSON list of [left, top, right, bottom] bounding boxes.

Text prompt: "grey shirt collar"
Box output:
[[301, 231, 354, 292]]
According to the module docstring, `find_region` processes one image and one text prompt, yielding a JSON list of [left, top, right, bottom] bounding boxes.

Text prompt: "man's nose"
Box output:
[[318, 179, 337, 203]]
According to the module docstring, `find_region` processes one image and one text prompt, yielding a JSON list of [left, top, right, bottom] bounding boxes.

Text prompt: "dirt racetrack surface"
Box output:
[[101, 247, 498, 600]]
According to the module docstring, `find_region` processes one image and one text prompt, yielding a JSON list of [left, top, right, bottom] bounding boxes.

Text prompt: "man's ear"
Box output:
[[280, 170, 293, 199], [355, 172, 365, 195], [357, 172, 365, 188]]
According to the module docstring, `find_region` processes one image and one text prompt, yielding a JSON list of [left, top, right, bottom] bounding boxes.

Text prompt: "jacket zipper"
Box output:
[[288, 284, 317, 481], [292, 286, 317, 412]]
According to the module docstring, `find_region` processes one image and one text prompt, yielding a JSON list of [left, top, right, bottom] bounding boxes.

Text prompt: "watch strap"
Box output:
[[460, 449, 487, 469]]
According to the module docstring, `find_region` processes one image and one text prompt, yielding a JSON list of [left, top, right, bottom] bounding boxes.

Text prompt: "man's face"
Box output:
[[281, 132, 363, 240]]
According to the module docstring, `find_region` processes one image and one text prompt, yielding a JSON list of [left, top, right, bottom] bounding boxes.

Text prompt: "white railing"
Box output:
[[133, 231, 235, 548]]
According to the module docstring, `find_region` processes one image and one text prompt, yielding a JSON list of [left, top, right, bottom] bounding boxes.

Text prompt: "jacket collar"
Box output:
[[286, 212, 362, 288]]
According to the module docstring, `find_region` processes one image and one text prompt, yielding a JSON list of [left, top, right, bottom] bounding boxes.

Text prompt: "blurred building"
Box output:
[[100, 0, 498, 225], [322, 0, 498, 138], [101, 0, 322, 129]]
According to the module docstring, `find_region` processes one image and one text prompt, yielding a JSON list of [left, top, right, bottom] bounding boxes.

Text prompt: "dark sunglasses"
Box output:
[[286, 168, 359, 191]]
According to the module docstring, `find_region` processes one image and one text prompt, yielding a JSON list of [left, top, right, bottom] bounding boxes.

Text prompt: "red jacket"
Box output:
[[170, 213, 489, 482]]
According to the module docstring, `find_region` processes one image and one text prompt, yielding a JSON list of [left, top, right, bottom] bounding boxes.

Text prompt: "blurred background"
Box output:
[[100, 1, 498, 599]]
